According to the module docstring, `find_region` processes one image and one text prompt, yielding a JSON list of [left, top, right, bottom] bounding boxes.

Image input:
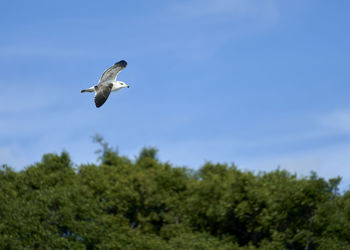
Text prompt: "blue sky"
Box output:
[[1, 1, 350, 189]]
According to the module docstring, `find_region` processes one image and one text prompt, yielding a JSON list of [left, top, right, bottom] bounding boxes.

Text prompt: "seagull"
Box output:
[[81, 60, 130, 108]]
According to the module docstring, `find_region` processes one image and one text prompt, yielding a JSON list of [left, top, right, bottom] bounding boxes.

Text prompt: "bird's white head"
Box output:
[[116, 81, 130, 89]]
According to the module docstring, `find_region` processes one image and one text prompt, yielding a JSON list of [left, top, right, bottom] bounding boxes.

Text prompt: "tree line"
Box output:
[[0, 138, 349, 249]]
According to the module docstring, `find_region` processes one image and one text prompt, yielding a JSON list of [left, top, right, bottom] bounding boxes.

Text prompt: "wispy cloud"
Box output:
[[320, 109, 350, 135], [0, 0, 281, 62], [0, 144, 28, 170], [0, 84, 62, 113], [162, 0, 280, 60], [239, 142, 350, 191], [0, 44, 85, 59], [172, 0, 279, 20]]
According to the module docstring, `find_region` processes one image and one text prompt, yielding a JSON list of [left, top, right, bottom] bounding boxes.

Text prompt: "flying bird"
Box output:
[[81, 60, 130, 108]]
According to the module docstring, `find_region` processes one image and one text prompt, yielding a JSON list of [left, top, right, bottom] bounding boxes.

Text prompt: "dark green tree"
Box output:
[[0, 137, 349, 249]]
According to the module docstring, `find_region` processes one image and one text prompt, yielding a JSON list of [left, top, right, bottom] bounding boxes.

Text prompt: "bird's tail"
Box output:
[[81, 89, 94, 93]]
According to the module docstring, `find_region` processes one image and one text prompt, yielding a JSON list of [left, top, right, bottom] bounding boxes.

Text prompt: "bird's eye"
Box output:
[[120, 83, 124, 85]]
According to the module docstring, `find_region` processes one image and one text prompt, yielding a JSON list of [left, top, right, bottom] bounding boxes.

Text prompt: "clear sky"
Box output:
[[1, 1, 350, 190]]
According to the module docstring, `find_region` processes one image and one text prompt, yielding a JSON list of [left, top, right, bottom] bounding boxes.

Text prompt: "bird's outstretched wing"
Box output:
[[99, 60, 127, 83], [94, 84, 113, 108]]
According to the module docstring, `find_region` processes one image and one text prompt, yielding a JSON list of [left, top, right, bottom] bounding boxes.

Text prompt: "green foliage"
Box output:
[[0, 139, 349, 249]]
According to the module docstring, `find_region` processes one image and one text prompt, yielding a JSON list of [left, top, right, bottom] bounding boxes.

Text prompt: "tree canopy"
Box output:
[[0, 138, 349, 249]]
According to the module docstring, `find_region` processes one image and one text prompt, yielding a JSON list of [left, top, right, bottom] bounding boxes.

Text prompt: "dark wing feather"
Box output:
[[94, 84, 113, 108], [99, 60, 127, 83]]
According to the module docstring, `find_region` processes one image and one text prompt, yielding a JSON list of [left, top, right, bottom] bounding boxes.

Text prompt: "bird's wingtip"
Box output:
[[115, 60, 127, 67]]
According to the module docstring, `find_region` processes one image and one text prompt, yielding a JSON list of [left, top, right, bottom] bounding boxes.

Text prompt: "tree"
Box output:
[[0, 138, 348, 249]]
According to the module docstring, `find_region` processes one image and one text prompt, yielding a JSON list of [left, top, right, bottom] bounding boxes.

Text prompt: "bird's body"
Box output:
[[81, 60, 129, 108]]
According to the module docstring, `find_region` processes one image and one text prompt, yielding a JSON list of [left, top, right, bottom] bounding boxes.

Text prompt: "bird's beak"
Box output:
[[127, 85, 130, 88]]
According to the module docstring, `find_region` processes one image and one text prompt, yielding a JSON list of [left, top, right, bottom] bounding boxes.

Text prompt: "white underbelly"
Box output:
[[111, 86, 121, 92]]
